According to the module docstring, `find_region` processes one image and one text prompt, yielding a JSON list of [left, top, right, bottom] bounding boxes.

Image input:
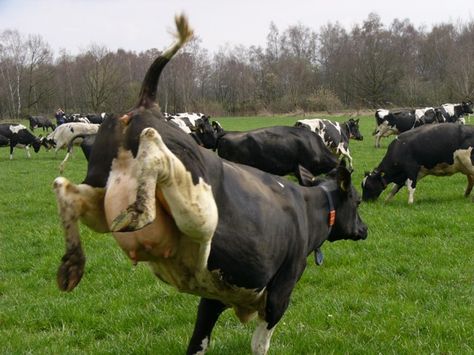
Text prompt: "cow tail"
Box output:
[[135, 14, 193, 109]]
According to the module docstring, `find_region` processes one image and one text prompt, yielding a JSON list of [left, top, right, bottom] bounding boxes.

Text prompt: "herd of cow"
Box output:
[[2, 15, 474, 354]]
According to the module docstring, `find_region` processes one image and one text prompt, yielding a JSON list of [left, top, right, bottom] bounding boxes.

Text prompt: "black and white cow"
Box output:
[[0, 123, 44, 159], [295, 118, 363, 168], [209, 125, 339, 185], [52, 16, 367, 355], [373, 107, 443, 148], [85, 113, 108, 124], [165, 112, 214, 147], [438, 102, 473, 123], [362, 123, 474, 204], [28, 115, 56, 132]]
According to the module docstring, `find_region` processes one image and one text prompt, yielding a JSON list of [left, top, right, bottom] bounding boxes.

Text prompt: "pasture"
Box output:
[[0, 115, 473, 354]]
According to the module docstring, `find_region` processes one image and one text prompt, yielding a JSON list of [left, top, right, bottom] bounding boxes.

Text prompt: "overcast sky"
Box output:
[[0, 0, 473, 56]]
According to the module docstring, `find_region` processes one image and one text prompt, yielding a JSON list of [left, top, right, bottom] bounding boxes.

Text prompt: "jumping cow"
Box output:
[[28, 115, 56, 132], [52, 16, 367, 355], [362, 123, 474, 204], [295, 118, 363, 168], [0, 123, 44, 159]]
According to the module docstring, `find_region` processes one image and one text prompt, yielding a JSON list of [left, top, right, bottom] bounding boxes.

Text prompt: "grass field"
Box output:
[[0, 115, 473, 354]]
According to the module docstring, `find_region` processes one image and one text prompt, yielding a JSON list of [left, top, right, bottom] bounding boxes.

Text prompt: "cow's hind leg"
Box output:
[[53, 177, 108, 291], [251, 320, 276, 355], [187, 298, 228, 355], [110, 128, 218, 270]]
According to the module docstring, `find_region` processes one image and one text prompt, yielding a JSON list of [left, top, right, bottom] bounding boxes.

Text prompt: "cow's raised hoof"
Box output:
[[57, 245, 85, 292]]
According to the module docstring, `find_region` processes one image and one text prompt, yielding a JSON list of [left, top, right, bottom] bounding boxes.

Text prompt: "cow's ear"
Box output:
[[298, 165, 317, 186], [336, 163, 351, 193]]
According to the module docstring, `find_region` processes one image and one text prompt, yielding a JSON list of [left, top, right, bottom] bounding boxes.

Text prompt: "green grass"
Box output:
[[0, 115, 473, 354]]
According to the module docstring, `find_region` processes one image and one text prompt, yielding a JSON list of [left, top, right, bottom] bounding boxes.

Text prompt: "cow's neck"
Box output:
[[319, 184, 336, 237], [342, 121, 351, 138]]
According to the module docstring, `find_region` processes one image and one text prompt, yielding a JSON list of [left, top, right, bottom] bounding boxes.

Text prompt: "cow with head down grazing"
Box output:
[[52, 15, 367, 355]]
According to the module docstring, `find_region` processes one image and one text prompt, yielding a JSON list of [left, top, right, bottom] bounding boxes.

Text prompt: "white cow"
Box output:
[[46, 122, 99, 172]]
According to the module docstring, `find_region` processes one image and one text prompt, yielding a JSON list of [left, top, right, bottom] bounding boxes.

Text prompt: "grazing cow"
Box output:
[[0, 123, 44, 159], [295, 118, 363, 168], [438, 102, 473, 123], [362, 123, 474, 204], [373, 107, 443, 148], [52, 16, 367, 355], [28, 115, 56, 132], [209, 126, 339, 185]]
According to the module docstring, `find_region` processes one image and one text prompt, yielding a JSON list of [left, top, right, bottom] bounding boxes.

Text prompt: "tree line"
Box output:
[[1, 13, 473, 119]]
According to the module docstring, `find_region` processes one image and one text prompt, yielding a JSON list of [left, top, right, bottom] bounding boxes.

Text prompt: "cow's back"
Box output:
[[389, 124, 474, 168]]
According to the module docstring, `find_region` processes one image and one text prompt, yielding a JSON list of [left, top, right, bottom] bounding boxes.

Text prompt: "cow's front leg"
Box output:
[[111, 128, 218, 270], [385, 183, 402, 202], [406, 178, 417, 204], [53, 177, 109, 291], [187, 298, 228, 355]]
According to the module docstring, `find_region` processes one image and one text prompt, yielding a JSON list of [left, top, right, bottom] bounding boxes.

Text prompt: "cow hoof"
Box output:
[[57, 248, 85, 292], [314, 248, 324, 266]]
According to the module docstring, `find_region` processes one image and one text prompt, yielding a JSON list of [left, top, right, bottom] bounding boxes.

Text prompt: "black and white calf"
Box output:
[[295, 118, 363, 168], [362, 123, 474, 204], [373, 107, 442, 148], [52, 16, 367, 355], [0, 123, 44, 159]]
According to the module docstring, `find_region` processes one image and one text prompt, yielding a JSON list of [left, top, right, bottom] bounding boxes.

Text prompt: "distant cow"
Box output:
[[60, 133, 97, 173], [362, 123, 474, 204], [295, 118, 363, 168], [28, 115, 56, 131], [46, 122, 100, 172], [52, 16, 367, 354], [0, 123, 44, 159], [212, 126, 339, 184], [438, 102, 473, 123], [86, 113, 108, 124], [165, 112, 213, 147], [373, 107, 442, 148]]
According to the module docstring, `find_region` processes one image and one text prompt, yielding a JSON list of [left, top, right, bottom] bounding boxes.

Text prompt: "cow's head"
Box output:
[[361, 170, 386, 201], [302, 162, 367, 241], [193, 116, 217, 149], [347, 118, 363, 140], [462, 101, 474, 114], [211, 120, 224, 134], [40, 136, 55, 150], [32, 137, 42, 153]]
